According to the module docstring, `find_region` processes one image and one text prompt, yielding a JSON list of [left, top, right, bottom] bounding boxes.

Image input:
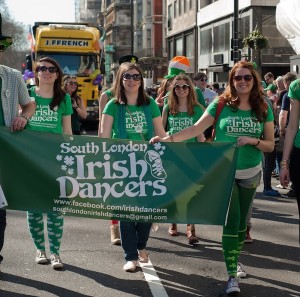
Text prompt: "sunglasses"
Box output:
[[0, 36, 13, 52], [200, 78, 208, 82], [37, 65, 58, 73], [174, 84, 190, 90], [233, 75, 253, 82], [122, 73, 142, 81], [68, 81, 78, 86]]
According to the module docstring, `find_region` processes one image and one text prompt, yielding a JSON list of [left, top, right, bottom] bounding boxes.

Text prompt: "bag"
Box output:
[[205, 99, 226, 142]]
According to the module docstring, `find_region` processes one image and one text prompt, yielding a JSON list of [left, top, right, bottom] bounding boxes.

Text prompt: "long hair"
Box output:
[[34, 57, 66, 110], [114, 62, 150, 106], [221, 61, 267, 122], [62, 74, 80, 101], [157, 78, 172, 97], [168, 74, 200, 116]]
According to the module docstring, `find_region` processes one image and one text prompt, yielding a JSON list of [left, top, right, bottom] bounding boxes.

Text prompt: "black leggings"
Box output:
[[289, 146, 300, 244]]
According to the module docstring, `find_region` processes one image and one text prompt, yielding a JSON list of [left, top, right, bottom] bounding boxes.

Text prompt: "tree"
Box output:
[[0, 0, 29, 70]]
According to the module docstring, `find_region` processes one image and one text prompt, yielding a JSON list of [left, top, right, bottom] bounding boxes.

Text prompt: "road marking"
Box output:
[[140, 259, 169, 297]]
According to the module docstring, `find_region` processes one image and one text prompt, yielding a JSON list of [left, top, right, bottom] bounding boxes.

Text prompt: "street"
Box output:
[[0, 170, 299, 297]]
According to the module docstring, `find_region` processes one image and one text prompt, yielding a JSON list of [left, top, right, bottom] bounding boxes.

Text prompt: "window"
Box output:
[[200, 28, 212, 54], [174, 0, 177, 18], [190, 0, 193, 10], [147, 29, 151, 51], [179, 0, 182, 16], [185, 33, 195, 70], [146, 0, 151, 16], [213, 22, 230, 52], [169, 40, 174, 60], [168, 4, 173, 30], [184, 0, 187, 13], [175, 37, 183, 56]]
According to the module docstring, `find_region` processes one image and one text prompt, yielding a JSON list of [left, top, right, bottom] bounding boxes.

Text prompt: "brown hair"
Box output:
[[168, 74, 200, 116], [221, 61, 267, 122], [34, 57, 66, 110], [114, 62, 150, 106]]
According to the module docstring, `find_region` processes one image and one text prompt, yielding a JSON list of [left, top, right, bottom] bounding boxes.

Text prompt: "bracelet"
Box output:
[[20, 114, 30, 121], [254, 139, 260, 146], [169, 135, 174, 142], [280, 160, 289, 169]]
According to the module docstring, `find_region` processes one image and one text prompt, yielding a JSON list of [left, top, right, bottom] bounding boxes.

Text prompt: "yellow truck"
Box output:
[[27, 22, 103, 124]]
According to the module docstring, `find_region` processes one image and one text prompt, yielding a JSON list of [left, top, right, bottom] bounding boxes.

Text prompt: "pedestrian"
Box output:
[[150, 61, 274, 294], [98, 54, 139, 246], [193, 72, 217, 106], [264, 72, 275, 86], [155, 78, 173, 112], [0, 18, 36, 272], [26, 57, 73, 269], [99, 62, 166, 272], [63, 75, 87, 135], [162, 74, 205, 244], [159, 56, 207, 108], [279, 78, 300, 244]]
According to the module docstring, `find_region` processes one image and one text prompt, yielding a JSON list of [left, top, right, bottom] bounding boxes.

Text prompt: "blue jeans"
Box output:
[[0, 209, 6, 263], [120, 221, 152, 261]]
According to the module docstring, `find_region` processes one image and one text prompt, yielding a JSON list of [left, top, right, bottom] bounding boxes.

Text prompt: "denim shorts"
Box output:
[[235, 171, 262, 189]]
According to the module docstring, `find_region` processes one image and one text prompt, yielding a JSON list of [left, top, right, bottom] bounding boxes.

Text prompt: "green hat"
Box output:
[[264, 83, 277, 93], [164, 56, 190, 79], [118, 55, 138, 65]]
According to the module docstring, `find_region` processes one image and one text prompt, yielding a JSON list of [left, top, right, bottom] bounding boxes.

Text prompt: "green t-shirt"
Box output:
[[288, 79, 300, 148], [207, 99, 274, 170], [26, 88, 73, 134], [166, 104, 204, 142], [0, 78, 5, 126], [103, 98, 161, 141]]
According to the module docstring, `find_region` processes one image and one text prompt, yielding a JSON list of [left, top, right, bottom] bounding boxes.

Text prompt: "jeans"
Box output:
[[0, 209, 6, 263], [263, 149, 276, 191], [120, 221, 152, 261]]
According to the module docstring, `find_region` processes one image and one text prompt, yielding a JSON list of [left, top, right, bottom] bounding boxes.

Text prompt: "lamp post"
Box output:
[[233, 0, 239, 63], [131, 0, 134, 54]]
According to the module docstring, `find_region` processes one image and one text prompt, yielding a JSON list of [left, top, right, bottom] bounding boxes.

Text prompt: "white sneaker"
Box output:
[[50, 253, 63, 269], [123, 261, 137, 272], [237, 262, 247, 278], [226, 276, 240, 294], [35, 250, 47, 264]]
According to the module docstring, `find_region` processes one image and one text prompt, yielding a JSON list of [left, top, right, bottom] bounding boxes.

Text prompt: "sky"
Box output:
[[6, 0, 75, 26]]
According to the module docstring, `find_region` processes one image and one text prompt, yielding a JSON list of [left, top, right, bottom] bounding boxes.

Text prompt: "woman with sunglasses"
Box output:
[[150, 61, 274, 294], [63, 75, 87, 135], [163, 74, 205, 244], [99, 62, 166, 272], [26, 57, 73, 269]]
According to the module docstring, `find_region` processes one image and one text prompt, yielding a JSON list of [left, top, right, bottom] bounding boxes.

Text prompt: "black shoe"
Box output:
[[282, 189, 296, 198]]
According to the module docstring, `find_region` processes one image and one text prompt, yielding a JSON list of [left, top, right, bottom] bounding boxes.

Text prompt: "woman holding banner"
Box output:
[[162, 74, 205, 244], [99, 62, 166, 272], [150, 61, 274, 295], [26, 57, 73, 269]]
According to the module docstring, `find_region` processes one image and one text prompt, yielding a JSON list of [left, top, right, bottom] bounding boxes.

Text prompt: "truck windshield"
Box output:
[[37, 54, 98, 76]]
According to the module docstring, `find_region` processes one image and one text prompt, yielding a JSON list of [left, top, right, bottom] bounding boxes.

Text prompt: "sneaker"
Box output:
[[237, 262, 247, 278], [226, 276, 240, 294], [244, 227, 253, 243], [282, 189, 296, 198], [138, 249, 149, 263], [123, 260, 137, 272], [263, 189, 281, 197], [50, 254, 63, 269], [35, 250, 48, 264], [276, 184, 286, 189]]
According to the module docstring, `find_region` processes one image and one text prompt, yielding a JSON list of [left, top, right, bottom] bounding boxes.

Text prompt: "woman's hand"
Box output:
[[149, 136, 170, 144], [237, 136, 259, 146], [279, 167, 290, 188], [155, 93, 166, 107]]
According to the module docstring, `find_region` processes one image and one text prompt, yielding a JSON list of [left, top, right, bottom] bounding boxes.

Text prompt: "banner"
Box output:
[[0, 127, 238, 225]]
